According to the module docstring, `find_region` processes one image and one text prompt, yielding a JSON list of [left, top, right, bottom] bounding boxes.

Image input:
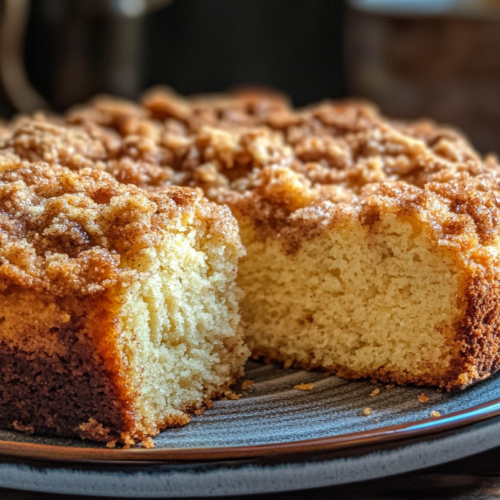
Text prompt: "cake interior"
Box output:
[[238, 212, 465, 385], [114, 214, 245, 437]]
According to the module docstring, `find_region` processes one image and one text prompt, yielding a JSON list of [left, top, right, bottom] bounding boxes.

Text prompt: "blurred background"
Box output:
[[0, 0, 499, 152]]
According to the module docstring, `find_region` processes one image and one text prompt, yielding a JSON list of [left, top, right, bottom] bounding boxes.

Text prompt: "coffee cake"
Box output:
[[2, 88, 500, 391]]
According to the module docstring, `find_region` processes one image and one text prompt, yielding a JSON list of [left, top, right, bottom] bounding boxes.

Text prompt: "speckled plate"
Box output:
[[1, 360, 500, 496]]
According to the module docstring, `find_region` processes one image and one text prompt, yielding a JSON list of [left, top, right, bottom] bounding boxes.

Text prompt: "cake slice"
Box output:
[[0, 164, 247, 445]]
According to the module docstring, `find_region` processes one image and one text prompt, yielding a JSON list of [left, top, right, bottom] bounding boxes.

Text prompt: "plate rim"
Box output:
[[0, 396, 500, 463]]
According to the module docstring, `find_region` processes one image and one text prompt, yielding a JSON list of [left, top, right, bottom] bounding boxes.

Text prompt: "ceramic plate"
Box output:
[[1, 360, 500, 496], [1, 360, 500, 461]]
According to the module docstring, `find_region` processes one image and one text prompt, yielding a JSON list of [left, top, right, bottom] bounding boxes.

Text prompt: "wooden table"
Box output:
[[1, 445, 499, 500]]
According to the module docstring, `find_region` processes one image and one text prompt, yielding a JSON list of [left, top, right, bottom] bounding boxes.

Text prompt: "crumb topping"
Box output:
[[0, 89, 496, 259], [0, 88, 497, 265], [0, 164, 232, 296]]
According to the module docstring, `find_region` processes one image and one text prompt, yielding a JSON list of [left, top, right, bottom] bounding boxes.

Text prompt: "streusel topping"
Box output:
[[1, 88, 499, 254], [0, 164, 231, 296]]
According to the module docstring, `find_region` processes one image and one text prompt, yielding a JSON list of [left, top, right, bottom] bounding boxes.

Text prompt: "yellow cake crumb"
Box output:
[[294, 383, 314, 391], [386, 385, 395, 390], [142, 437, 155, 449], [363, 408, 372, 416], [430, 411, 441, 418], [370, 388, 380, 397], [419, 393, 429, 403], [241, 380, 255, 390]]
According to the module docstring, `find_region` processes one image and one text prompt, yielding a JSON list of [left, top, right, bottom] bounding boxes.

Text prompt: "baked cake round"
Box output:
[[1, 88, 500, 396]]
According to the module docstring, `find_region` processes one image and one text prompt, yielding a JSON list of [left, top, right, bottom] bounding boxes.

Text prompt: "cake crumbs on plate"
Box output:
[[227, 392, 241, 400], [363, 408, 372, 416], [241, 380, 255, 390], [194, 407, 206, 416], [12, 421, 34, 434], [142, 437, 155, 449], [386, 384, 395, 390], [106, 440, 117, 449], [283, 360, 293, 370], [430, 411, 441, 418], [370, 388, 380, 397], [375, 418, 380, 422], [294, 383, 314, 391], [419, 393, 429, 403]]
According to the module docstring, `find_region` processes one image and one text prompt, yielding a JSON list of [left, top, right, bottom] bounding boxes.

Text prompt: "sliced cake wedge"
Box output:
[[0, 164, 247, 445]]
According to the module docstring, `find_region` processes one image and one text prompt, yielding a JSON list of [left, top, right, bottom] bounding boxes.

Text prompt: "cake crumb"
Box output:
[[106, 440, 117, 449], [370, 388, 380, 397], [227, 392, 241, 400], [78, 418, 112, 441], [194, 407, 206, 416], [123, 444, 132, 450], [430, 411, 441, 418], [220, 397, 228, 401], [436, 389, 443, 394], [294, 383, 314, 391], [142, 437, 155, 449], [283, 359, 293, 370], [375, 418, 380, 422], [370, 378, 378, 384], [12, 421, 34, 434], [419, 393, 429, 403], [241, 379, 255, 390], [363, 407, 372, 416], [386, 385, 395, 390], [121, 432, 135, 447]]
